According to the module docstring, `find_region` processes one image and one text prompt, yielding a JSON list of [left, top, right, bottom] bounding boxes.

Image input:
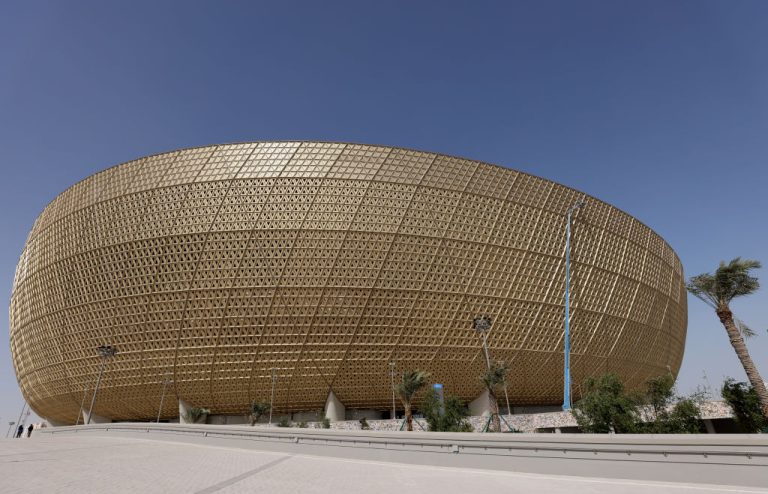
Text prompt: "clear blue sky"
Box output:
[[2, 1, 766, 426]]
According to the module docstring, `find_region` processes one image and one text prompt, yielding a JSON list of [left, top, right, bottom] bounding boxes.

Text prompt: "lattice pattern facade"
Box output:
[[9, 142, 687, 424]]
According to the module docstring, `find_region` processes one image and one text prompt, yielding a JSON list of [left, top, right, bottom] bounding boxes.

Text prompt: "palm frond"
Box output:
[[687, 258, 761, 306], [395, 370, 430, 402], [686, 274, 717, 308], [735, 318, 756, 338]]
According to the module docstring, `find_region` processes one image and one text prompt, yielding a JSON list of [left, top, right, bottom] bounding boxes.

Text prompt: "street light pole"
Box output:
[[14, 402, 27, 433], [6, 421, 15, 438], [500, 360, 512, 417], [87, 345, 117, 425], [472, 315, 492, 371], [157, 375, 172, 423], [75, 385, 89, 426], [563, 198, 586, 411], [389, 361, 396, 420], [473, 315, 507, 432], [268, 368, 277, 426]]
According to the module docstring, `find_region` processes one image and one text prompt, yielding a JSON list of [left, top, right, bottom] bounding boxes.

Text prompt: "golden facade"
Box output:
[[9, 142, 687, 424]]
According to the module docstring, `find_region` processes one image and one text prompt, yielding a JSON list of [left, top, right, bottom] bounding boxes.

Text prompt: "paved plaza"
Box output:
[[0, 435, 765, 493]]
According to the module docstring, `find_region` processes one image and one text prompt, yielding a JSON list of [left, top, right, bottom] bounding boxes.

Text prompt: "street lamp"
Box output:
[[5, 421, 15, 438], [75, 386, 89, 426], [86, 345, 117, 425], [472, 318, 510, 414], [472, 316, 512, 428], [563, 198, 586, 411], [472, 315, 492, 370], [389, 361, 397, 420], [156, 375, 173, 423], [14, 402, 27, 435], [499, 359, 512, 417], [268, 368, 277, 426]]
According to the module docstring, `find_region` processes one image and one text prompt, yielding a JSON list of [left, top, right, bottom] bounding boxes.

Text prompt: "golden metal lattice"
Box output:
[[9, 142, 687, 424]]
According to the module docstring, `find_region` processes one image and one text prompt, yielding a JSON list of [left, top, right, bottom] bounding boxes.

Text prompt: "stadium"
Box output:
[[9, 142, 687, 425]]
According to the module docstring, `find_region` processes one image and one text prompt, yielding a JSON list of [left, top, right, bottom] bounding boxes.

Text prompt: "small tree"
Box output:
[[395, 370, 430, 431], [722, 379, 768, 433], [480, 361, 508, 432], [573, 373, 638, 433], [640, 374, 703, 434], [249, 401, 271, 426], [664, 398, 704, 433], [644, 374, 676, 423], [421, 388, 473, 432]]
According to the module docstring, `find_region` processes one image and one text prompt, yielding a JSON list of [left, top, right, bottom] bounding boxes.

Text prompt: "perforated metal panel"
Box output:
[[9, 142, 687, 424]]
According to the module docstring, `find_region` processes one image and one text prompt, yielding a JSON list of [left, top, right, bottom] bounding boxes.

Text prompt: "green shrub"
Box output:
[[575, 373, 705, 434], [573, 373, 639, 433], [638, 374, 703, 434], [296, 421, 308, 428], [184, 407, 210, 424], [421, 388, 473, 432], [321, 417, 331, 429], [722, 379, 768, 433], [277, 418, 291, 427], [358, 417, 370, 430]]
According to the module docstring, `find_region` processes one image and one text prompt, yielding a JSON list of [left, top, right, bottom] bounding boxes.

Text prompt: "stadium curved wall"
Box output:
[[9, 142, 687, 423]]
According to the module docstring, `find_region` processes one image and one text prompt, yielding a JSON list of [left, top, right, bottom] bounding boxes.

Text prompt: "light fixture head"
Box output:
[[472, 315, 492, 332], [568, 198, 587, 213], [97, 345, 117, 358]]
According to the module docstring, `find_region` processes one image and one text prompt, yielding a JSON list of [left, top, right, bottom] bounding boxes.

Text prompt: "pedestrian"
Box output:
[[26, 424, 34, 438], [16, 425, 24, 438]]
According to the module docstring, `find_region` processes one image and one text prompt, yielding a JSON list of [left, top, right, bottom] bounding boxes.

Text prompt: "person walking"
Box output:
[[15, 425, 24, 438], [26, 424, 34, 438]]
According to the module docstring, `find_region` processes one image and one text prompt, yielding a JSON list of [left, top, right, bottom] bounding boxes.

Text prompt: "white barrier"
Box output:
[[41, 423, 768, 488]]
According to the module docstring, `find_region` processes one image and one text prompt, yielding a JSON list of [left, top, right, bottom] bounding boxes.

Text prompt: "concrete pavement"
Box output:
[[1, 435, 766, 494]]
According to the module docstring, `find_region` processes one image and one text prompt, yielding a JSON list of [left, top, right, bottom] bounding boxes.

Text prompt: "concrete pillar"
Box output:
[[703, 419, 716, 434], [469, 389, 491, 417], [179, 399, 192, 424], [82, 410, 110, 424], [324, 390, 345, 422]]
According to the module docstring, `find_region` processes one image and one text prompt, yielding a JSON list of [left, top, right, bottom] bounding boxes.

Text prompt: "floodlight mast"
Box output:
[[157, 374, 173, 423], [389, 361, 397, 420], [86, 345, 117, 425], [472, 315, 492, 370], [269, 368, 277, 426], [472, 315, 513, 427], [563, 198, 586, 411], [74, 386, 89, 426]]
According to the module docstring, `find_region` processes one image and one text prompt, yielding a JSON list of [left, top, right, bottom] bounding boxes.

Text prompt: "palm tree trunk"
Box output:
[[489, 389, 500, 432], [717, 305, 768, 418], [405, 402, 413, 431]]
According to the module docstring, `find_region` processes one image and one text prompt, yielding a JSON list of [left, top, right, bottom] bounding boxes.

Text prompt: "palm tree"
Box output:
[[481, 361, 508, 432], [687, 258, 768, 417], [395, 370, 430, 431]]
